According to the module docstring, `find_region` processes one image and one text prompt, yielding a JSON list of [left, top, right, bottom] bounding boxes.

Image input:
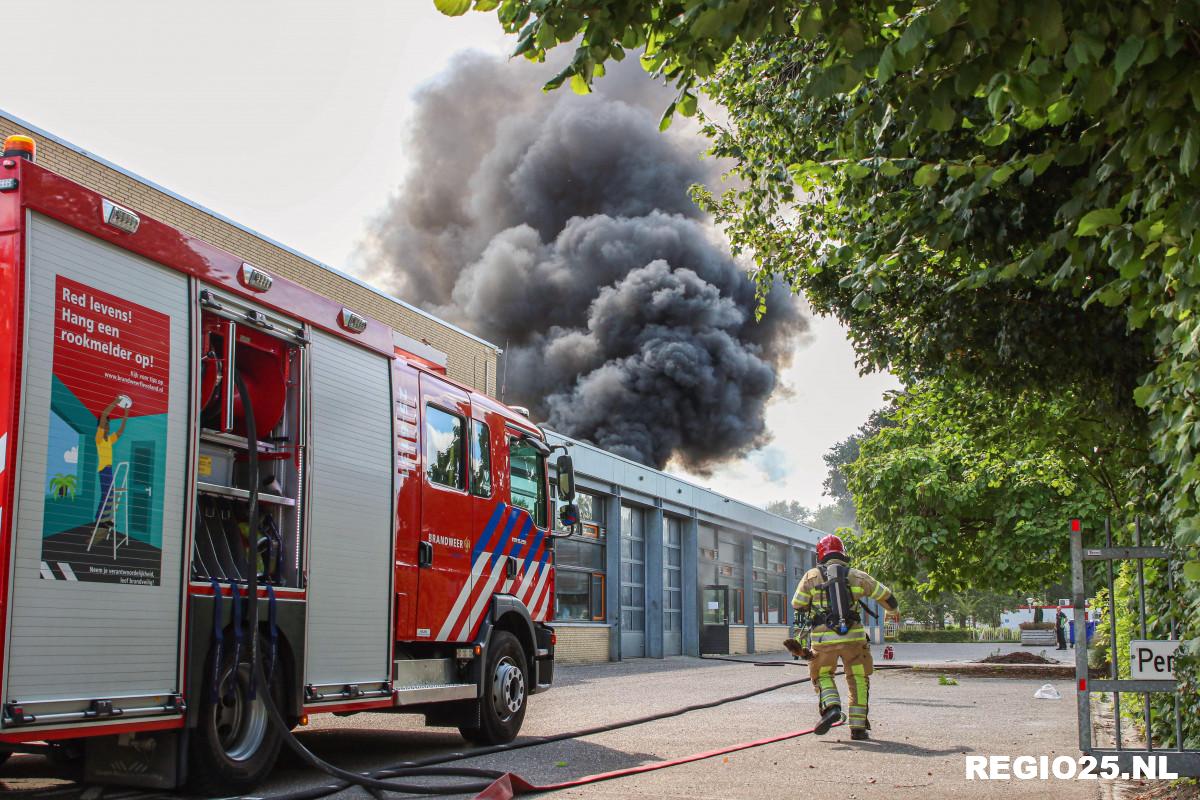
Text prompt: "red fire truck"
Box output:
[[0, 135, 573, 792]]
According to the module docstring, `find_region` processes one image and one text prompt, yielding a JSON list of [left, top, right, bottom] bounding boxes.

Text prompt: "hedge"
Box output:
[[894, 629, 978, 643]]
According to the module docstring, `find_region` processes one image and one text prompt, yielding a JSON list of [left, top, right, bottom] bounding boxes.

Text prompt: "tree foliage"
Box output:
[[846, 379, 1143, 595], [446, 0, 1200, 676]]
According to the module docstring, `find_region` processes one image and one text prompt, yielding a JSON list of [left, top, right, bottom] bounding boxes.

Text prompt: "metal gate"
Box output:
[[1070, 517, 1199, 775]]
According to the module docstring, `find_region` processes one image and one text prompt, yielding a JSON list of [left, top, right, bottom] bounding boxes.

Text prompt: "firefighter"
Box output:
[[788, 533, 899, 740]]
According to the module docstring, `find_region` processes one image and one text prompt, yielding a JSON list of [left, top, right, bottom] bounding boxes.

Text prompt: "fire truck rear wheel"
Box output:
[[189, 641, 285, 795], [459, 630, 527, 745]]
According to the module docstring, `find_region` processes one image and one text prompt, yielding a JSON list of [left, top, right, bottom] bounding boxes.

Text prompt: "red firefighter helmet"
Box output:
[[816, 533, 847, 563]]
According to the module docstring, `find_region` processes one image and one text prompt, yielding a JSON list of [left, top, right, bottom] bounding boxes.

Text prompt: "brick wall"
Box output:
[[0, 115, 498, 394], [553, 624, 611, 664], [753, 624, 789, 654], [729, 625, 748, 655]]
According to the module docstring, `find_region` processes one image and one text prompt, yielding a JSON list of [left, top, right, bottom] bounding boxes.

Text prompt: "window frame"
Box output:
[[468, 418, 492, 498], [553, 567, 607, 623], [423, 403, 467, 493], [506, 430, 547, 528]]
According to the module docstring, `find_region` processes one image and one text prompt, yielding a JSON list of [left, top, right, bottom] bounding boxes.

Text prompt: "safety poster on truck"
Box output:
[[39, 276, 171, 585]]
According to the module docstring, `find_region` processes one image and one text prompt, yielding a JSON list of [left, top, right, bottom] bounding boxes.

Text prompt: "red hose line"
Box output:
[[472, 721, 842, 799]]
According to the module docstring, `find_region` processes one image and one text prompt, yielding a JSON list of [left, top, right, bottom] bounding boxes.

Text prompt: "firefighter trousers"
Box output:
[[809, 640, 873, 730]]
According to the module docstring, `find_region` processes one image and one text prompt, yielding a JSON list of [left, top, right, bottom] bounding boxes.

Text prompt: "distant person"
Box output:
[[94, 396, 129, 537], [787, 533, 899, 741], [1055, 607, 1068, 650]]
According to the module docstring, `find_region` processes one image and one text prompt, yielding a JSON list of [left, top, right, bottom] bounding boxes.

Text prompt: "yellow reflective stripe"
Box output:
[[870, 583, 890, 601], [812, 635, 869, 646], [851, 585, 864, 596], [850, 663, 869, 719]]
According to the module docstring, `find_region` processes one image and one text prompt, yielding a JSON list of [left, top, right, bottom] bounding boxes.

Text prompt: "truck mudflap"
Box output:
[[533, 623, 554, 691]]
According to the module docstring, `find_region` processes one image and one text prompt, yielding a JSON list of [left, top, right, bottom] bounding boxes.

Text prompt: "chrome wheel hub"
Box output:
[[491, 657, 525, 721], [215, 664, 268, 762]]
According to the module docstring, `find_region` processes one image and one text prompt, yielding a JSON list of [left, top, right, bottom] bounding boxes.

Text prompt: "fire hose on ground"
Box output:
[[0, 376, 907, 800], [238, 375, 919, 799]]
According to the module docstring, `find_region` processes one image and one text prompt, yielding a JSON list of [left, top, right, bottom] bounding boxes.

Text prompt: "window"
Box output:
[[555, 571, 605, 621], [425, 405, 464, 490], [554, 537, 607, 623], [469, 420, 491, 497], [508, 435, 546, 527], [555, 537, 605, 571], [755, 591, 786, 624], [731, 588, 745, 625], [753, 539, 767, 570]]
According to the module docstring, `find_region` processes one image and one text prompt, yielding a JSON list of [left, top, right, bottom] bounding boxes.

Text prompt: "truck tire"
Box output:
[[458, 631, 528, 745], [189, 640, 284, 795]]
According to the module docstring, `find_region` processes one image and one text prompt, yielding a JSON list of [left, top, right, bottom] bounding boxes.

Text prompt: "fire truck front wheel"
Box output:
[[189, 641, 285, 794], [459, 630, 528, 745]]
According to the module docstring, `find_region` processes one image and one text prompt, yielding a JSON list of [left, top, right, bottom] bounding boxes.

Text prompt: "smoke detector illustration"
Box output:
[[116, 395, 133, 410]]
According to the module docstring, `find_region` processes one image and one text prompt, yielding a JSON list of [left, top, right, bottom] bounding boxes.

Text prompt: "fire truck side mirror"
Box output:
[[555, 454, 576, 501]]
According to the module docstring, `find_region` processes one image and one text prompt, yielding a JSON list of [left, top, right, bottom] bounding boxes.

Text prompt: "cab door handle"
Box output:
[[418, 541, 433, 568]]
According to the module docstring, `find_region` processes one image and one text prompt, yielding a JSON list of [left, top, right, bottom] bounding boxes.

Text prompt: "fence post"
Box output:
[[1070, 517, 1091, 752]]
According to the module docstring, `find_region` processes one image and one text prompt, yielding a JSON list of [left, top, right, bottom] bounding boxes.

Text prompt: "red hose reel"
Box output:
[[200, 315, 289, 438]]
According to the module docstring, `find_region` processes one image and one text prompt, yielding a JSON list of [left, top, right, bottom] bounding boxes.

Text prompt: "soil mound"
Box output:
[[978, 651, 1060, 665]]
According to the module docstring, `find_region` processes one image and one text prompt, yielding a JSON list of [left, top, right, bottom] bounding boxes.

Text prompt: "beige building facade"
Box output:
[[0, 112, 500, 393]]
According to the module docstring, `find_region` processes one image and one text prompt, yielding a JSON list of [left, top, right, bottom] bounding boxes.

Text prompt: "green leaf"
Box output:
[[658, 100, 677, 132], [472, 0, 500, 10], [979, 123, 1011, 146], [1029, 0, 1063, 51], [1183, 561, 1200, 582], [929, 103, 955, 132], [569, 73, 591, 95], [1182, 130, 1199, 176], [1075, 208, 1122, 237], [536, 22, 557, 49], [878, 44, 898, 83], [434, 0, 472, 15], [1046, 97, 1073, 126], [1114, 36, 1144, 84], [678, 91, 698, 117], [897, 15, 930, 56], [1119, 258, 1145, 280], [914, 164, 940, 186], [852, 291, 873, 310], [1083, 70, 1114, 113], [967, 0, 997, 34]]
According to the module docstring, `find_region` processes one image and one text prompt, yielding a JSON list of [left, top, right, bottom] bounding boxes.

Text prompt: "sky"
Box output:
[[5, 0, 900, 512]]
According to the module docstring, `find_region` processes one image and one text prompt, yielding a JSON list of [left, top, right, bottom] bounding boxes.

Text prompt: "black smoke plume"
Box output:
[[359, 52, 806, 471]]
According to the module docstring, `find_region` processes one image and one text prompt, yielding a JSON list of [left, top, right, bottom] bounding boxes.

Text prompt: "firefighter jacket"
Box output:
[[792, 560, 897, 647]]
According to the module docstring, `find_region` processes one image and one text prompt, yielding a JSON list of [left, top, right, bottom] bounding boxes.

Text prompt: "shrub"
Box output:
[[894, 629, 974, 643]]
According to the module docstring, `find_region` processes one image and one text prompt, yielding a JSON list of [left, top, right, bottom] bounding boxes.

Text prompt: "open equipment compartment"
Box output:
[[191, 290, 307, 589]]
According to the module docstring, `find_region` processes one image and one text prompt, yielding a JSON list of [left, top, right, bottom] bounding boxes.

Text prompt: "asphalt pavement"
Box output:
[[0, 647, 1101, 799], [260, 650, 1096, 800]]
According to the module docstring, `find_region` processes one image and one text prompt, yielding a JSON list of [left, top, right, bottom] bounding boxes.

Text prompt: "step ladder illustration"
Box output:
[[87, 461, 130, 559]]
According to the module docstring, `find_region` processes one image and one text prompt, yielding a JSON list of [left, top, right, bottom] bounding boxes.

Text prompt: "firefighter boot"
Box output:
[[850, 719, 871, 741], [814, 704, 842, 736]]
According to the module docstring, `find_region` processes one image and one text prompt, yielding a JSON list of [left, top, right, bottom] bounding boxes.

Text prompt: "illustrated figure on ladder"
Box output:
[[88, 395, 131, 557]]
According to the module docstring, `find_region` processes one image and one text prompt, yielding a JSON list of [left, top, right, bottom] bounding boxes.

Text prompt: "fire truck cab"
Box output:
[[0, 136, 570, 792]]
